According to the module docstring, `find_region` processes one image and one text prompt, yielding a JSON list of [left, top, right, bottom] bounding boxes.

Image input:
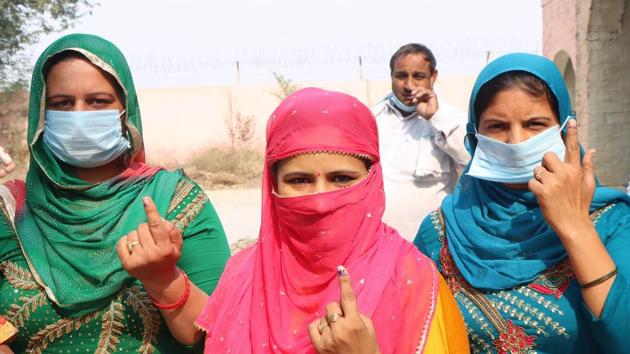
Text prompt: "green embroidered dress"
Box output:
[[0, 34, 230, 353]]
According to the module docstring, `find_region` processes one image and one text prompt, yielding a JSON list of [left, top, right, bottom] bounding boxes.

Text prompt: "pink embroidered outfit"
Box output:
[[195, 88, 440, 353]]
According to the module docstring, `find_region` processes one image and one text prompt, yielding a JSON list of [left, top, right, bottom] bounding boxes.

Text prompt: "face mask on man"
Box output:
[[388, 93, 416, 114], [43, 109, 131, 168], [467, 118, 571, 184]]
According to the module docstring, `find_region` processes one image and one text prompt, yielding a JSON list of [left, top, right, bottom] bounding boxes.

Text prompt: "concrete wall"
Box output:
[[544, 0, 630, 186], [579, 0, 629, 186], [138, 75, 476, 164]]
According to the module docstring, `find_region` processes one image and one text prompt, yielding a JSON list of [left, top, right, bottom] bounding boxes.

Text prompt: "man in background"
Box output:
[[372, 43, 469, 240]]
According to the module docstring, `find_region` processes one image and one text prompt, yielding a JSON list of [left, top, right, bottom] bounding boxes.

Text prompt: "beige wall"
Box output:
[[543, 0, 577, 62], [543, 0, 578, 107], [138, 75, 476, 163]]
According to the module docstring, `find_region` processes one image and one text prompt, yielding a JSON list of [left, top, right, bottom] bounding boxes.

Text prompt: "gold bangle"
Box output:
[[580, 267, 618, 289]]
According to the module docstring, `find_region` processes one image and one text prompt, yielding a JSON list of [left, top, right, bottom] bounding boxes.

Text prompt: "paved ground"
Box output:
[[207, 188, 261, 245]]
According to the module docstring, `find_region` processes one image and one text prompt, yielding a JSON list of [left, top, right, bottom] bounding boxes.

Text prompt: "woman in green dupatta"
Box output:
[[0, 33, 230, 353]]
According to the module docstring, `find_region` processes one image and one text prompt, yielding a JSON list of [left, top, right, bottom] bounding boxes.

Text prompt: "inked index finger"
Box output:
[[563, 119, 580, 166], [337, 265, 359, 319], [143, 196, 169, 245]]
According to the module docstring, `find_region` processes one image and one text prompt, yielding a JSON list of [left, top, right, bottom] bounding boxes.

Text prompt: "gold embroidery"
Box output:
[[458, 294, 496, 340], [458, 283, 511, 334], [96, 296, 126, 354], [496, 290, 567, 338], [590, 203, 615, 225], [0, 185, 16, 222], [414, 262, 438, 354], [430, 209, 445, 242], [434, 212, 538, 352], [168, 179, 196, 214], [0, 261, 40, 290], [193, 321, 208, 333], [125, 286, 160, 354], [528, 260, 574, 300], [432, 203, 618, 353], [1, 261, 47, 329], [515, 288, 563, 316], [491, 297, 549, 337], [25, 311, 100, 354], [230, 238, 257, 255], [5, 292, 47, 328], [467, 326, 493, 354], [0, 202, 9, 224], [173, 192, 208, 231]]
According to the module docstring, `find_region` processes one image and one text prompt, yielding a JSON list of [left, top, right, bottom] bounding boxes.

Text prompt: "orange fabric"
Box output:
[[423, 274, 470, 353], [0, 315, 17, 344]]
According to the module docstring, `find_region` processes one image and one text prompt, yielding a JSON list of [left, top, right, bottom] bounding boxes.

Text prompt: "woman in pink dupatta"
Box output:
[[194, 88, 467, 353]]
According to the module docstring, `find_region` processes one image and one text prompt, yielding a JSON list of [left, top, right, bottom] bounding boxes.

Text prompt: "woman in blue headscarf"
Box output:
[[414, 53, 630, 354]]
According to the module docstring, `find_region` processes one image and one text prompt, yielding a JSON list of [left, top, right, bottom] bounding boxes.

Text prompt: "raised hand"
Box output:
[[411, 87, 439, 120], [0, 147, 15, 178], [307, 265, 381, 354], [528, 119, 596, 237], [116, 196, 183, 288], [116, 197, 208, 345]]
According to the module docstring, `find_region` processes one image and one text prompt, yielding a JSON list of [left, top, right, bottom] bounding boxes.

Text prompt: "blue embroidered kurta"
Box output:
[[414, 202, 630, 354]]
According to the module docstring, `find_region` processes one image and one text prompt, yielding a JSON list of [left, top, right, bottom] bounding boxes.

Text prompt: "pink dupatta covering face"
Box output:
[[196, 88, 438, 353]]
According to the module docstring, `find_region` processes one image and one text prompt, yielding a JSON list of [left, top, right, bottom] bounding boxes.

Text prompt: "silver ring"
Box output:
[[327, 312, 342, 323]]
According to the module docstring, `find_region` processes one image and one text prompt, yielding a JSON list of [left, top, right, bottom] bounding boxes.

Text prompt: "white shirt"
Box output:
[[372, 98, 470, 240]]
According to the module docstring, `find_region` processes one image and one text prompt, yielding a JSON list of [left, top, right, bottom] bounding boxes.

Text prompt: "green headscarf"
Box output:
[[16, 33, 181, 317]]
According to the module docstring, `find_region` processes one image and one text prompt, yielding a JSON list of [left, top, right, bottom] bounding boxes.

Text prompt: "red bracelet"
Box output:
[[149, 269, 191, 310]]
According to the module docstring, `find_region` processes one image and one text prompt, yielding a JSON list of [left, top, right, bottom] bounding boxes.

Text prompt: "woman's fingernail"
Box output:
[[568, 119, 577, 128], [337, 265, 347, 276], [143, 196, 150, 206]]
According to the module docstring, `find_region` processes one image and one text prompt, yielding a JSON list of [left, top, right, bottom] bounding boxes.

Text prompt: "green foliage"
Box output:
[[225, 112, 256, 148], [271, 72, 299, 100], [0, 0, 97, 88]]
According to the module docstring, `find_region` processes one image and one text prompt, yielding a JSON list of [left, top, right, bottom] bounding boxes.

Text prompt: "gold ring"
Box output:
[[327, 312, 342, 323], [535, 169, 547, 182], [127, 241, 141, 253]]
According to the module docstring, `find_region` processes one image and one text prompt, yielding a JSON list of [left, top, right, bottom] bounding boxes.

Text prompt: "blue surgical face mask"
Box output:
[[43, 109, 131, 168], [388, 93, 416, 114], [467, 118, 571, 184]]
